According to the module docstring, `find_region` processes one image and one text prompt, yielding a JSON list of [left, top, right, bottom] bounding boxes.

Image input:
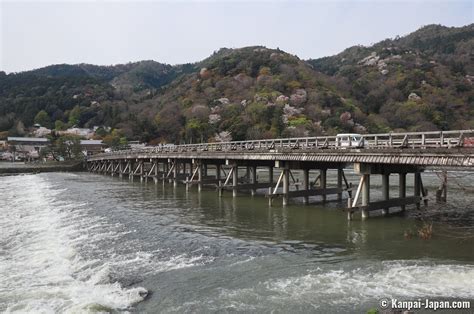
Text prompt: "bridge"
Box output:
[[87, 130, 474, 220]]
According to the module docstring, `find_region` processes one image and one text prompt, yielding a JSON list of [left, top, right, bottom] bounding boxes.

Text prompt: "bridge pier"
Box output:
[[414, 171, 421, 209], [282, 165, 290, 206], [266, 162, 349, 206], [382, 173, 389, 216], [128, 160, 134, 181], [139, 160, 144, 182], [110, 161, 115, 177], [399, 173, 406, 211], [303, 169, 309, 204], [154, 159, 159, 184], [232, 164, 238, 197], [250, 166, 257, 196], [216, 164, 222, 185], [337, 168, 343, 201], [320, 169, 327, 203], [173, 159, 178, 187], [194, 161, 202, 191], [87, 129, 471, 221], [347, 163, 427, 220], [361, 174, 370, 219]]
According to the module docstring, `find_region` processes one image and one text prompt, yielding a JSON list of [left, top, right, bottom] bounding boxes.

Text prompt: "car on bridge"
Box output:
[[336, 133, 366, 148]]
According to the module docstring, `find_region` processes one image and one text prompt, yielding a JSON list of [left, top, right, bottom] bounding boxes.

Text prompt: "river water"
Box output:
[[0, 171, 473, 313]]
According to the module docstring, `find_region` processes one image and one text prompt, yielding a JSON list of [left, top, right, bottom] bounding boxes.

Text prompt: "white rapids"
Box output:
[[0, 174, 201, 313]]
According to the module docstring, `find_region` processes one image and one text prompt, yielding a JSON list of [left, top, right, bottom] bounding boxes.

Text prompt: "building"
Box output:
[[80, 140, 105, 156], [7, 137, 50, 160]]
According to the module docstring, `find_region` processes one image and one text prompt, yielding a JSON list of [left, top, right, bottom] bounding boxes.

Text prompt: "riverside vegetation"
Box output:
[[0, 24, 472, 145]]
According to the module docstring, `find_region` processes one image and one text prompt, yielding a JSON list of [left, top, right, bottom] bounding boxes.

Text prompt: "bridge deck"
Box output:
[[88, 130, 474, 167], [88, 148, 473, 167]]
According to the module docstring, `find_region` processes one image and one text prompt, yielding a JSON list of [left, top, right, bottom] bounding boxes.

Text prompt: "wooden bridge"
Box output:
[[87, 130, 474, 220]]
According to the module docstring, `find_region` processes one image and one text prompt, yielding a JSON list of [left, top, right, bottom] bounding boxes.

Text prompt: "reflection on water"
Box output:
[[0, 171, 473, 313]]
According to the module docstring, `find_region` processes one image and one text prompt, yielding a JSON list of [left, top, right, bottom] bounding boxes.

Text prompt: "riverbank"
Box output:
[[0, 161, 84, 174]]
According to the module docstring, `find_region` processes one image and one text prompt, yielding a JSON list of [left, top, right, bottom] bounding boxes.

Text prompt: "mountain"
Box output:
[[148, 46, 359, 142], [307, 24, 474, 132], [0, 24, 472, 143]]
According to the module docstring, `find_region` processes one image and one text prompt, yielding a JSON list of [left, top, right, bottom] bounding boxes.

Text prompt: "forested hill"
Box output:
[[307, 24, 474, 132], [0, 23, 472, 143]]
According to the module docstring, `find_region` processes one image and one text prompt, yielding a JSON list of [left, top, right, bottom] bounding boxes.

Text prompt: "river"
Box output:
[[0, 171, 473, 313]]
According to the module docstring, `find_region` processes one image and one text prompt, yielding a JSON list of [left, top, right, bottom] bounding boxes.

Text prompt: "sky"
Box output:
[[0, 0, 472, 73]]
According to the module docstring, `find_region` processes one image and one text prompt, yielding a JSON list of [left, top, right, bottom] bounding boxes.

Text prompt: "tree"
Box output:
[[95, 127, 107, 138], [54, 120, 67, 131], [185, 118, 208, 143], [50, 135, 83, 160], [102, 129, 124, 150], [68, 105, 82, 126], [34, 110, 51, 128]]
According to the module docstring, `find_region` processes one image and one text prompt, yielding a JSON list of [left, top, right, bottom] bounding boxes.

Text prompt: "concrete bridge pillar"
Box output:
[[399, 173, 406, 211], [303, 169, 309, 204], [414, 172, 421, 209], [382, 173, 390, 215], [154, 159, 158, 184], [198, 162, 203, 192], [216, 164, 222, 186], [232, 164, 238, 198], [163, 161, 168, 181], [337, 168, 343, 201], [320, 169, 327, 202], [203, 164, 208, 178], [250, 166, 257, 196], [173, 159, 178, 187], [129, 161, 134, 181], [110, 161, 114, 177], [282, 165, 290, 206], [139, 161, 144, 182], [167, 159, 173, 184], [268, 166, 273, 184], [361, 174, 370, 219]]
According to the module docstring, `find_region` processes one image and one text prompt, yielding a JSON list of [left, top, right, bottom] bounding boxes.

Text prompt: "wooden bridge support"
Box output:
[[266, 161, 348, 206], [347, 163, 427, 220], [88, 156, 435, 221]]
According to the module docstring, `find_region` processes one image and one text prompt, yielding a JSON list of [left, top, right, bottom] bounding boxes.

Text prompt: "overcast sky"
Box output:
[[0, 0, 472, 73]]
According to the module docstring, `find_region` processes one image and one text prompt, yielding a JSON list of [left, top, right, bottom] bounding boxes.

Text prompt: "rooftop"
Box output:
[[80, 140, 103, 145], [7, 137, 49, 142]]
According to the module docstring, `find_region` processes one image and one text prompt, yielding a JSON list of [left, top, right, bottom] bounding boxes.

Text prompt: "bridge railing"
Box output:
[[97, 129, 473, 157]]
